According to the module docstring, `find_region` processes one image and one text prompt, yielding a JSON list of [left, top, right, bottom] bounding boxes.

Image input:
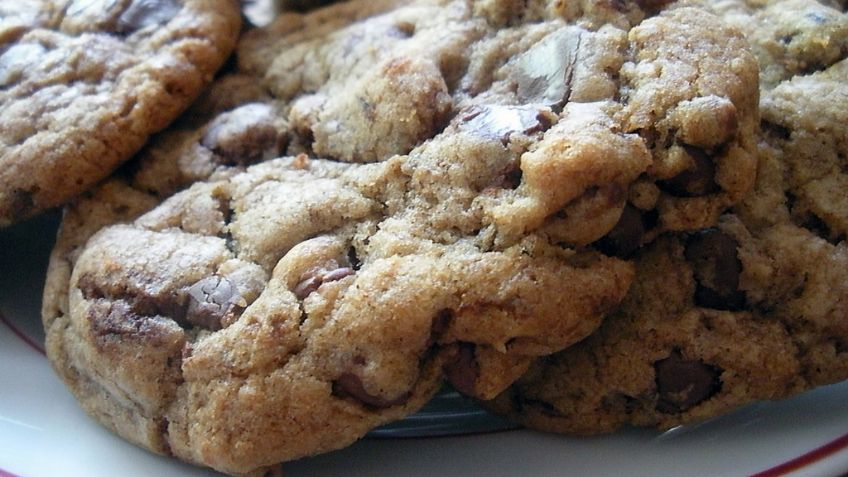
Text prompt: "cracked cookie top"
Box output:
[[52, 149, 634, 476], [42, 0, 759, 474], [484, 0, 848, 436], [48, 0, 758, 252], [0, 0, 241, 227]]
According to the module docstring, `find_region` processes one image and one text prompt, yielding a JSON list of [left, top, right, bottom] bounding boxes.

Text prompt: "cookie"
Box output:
[[52, 149, 633, 476], [706, 0, 848, 88], [0, 0, 241, 227], [484, 0, 848, 434], [42, 0, 759, 474]]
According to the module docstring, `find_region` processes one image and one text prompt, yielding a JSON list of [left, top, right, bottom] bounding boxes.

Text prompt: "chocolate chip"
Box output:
[[655, 351, 722, 413], [134, 291, 188, 321], [392, 20, 416, 38], [116, 0, 182, 34], [461, 105, 552, 145], [685, 229, 746, 310], [293, 276, 322, 300], [659, 146, 720, 197], [201, 103, 283, 166], [332, 372, 410, 409], [89, 300, 179, 342], [293, 267, 355, 300], [515, 27, 582, 108], [78, 272, 189, 321], [444, 343, 479, 396], [595, 205, 645, 257], [185, 276, 244, 330], [321, 267, 354, 283]]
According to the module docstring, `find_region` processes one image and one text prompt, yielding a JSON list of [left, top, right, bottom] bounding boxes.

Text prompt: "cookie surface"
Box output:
[[485, 0, 848, 435], [0, 0, 241, 226], [42, 0, 760, 474], [44, 0, 759, 259]]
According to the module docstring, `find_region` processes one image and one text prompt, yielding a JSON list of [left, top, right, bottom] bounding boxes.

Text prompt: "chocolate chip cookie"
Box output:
[[0, 0, 241, 227], [44, 0, 759, 266], [484, 0, 848, 434], [50, 148, 633, 475], [42, 0, 759, 474]]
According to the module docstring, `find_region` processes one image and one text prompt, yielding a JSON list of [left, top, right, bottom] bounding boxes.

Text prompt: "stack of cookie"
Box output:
[[0, 0, 842, 475]]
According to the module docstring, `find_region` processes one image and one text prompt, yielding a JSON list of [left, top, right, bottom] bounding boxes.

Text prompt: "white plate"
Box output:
[[2, 213, 848, 477]]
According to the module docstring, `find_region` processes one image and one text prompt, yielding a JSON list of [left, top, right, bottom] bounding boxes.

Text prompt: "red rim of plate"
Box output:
[[2, 308, 847, 477], [0, 309, 43, 355]]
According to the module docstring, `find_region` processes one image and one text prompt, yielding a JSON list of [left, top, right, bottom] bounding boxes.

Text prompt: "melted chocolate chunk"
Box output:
[[461, 105, 552, 145], [595, 205, 645, 258], [201, 103, 283, 166], [332, 372, 410, 409], [88, 300, 181, 345], [659, 146, 720, 197], [77, 272, 189, 321], [116, 0, 182, 34], [322, 267, 354, 282], [293, 276, 322, 300], [685, 229, 746, 310], [185, 276, 244, 330], [515, 27, 581, 108], [293, 267, 355, 300], [655, 351, 722, 413], [444, 342, 479, 395]]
